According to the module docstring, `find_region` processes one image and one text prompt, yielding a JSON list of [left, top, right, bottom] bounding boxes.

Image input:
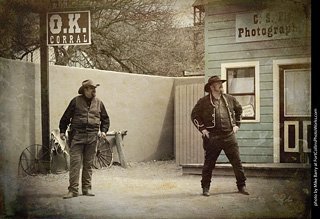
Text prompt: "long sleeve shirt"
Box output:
[[191, 93, 242, 133]]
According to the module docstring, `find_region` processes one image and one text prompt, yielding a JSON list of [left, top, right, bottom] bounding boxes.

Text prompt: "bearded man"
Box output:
[[59, 79, 110, 199], [191, 76, 249, 196]]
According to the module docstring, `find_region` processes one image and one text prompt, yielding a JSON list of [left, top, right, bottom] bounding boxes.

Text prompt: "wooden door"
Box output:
[[279, 64, 311, 163]]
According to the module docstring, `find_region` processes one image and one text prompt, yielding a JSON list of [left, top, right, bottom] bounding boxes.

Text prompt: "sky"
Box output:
[[173, 0, 195, 27]]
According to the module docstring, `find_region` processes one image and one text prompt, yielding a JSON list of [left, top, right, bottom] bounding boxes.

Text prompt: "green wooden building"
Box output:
[[176, 0, 311, 165]]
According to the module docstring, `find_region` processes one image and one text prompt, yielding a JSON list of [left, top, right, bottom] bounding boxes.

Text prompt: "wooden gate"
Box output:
[[174, 82, 205, 165]]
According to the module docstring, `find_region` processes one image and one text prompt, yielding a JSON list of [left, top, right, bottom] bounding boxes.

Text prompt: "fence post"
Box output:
[[115, 131, 127, 168]]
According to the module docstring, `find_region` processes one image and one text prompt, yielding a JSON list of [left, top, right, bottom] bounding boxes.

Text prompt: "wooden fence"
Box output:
[[174, 82, 205, 165]]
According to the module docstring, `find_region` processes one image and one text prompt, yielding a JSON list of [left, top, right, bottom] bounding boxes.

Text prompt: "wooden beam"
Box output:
[[40, 12, 50, 170], [115, 131, 127, 168]]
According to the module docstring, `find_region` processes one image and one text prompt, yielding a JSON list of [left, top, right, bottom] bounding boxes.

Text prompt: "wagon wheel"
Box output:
[[93, 137, 113, 169], [19, 144, 51, 176]]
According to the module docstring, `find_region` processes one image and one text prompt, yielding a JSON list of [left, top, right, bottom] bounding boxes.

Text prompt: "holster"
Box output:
[[67, 128, 75, 146]]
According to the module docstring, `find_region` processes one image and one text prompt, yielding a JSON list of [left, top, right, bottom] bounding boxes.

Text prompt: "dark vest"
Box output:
[[71, 96, 101, 133]]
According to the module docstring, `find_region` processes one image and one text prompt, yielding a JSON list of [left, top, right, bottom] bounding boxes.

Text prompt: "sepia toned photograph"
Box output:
[[0, 0, 313, 218]]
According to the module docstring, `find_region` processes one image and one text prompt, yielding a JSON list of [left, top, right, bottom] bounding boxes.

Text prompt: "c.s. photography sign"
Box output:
[[236, 10, 306, 43], [47, 11, 91, 46]]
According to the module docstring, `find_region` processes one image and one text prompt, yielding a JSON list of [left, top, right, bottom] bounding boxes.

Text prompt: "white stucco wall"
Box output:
[[0, 58, 176, 178], [49, 63, 176, 163]]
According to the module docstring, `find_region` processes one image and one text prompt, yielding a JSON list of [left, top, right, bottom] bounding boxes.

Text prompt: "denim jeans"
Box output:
[[201, 131, 246, 189], [68, 133, 97, 194]]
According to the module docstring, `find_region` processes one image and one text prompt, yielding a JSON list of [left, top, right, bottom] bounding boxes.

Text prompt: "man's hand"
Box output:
[[201, 129, 210, 138], [233, 126, 239, 134], [60, 133, 66, 141], [99, 132, 107, 138]]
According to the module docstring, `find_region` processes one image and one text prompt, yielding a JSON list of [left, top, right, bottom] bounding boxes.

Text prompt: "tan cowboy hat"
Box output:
[[204, 76, 226, 92], [78, 79, 100, 94]]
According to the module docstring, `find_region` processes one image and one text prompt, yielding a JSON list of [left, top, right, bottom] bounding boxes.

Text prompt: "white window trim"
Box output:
[[221, 61, 260, 123]]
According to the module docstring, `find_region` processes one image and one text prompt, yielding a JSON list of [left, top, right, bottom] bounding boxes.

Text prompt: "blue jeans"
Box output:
[[201, 131, 246, 189]]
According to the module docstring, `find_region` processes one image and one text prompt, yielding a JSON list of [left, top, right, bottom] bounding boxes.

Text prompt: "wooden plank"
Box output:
[[207, 36, 310, 48], [206, 55, 311, 69], [188, 86, 192, 163], [240, 147, 273, 155], [207, 20, 235, 31], [260, 106, 273, 115], [260, 98, 273, 106], [207, 38, 311, 53], [259, 73, 273, 82], [207, 47, 311, 61], [237, 130, 273, 139], [176, 85, 181, 165], [207, 28, 234, 39], [183, 85, 189, 164], [187, 85, 192, 163], [191, 84, 197, 164], [180, 85, 187, 165], [182, 163, 311, 177], [238, 138, 273, 147], [260, 90, 273, 98], [260, 115, 273, 123], [207, 36, 235, 46], [174, 85, 180, 165], [206, 13, 235, 24], [240, 123, 273, 131], [196, 84, 205, 163], [197, 84, 205, 164], [260, 81, 273, 90], [190, 84, 201, 164], [217, 154, 274, 163], [115, 132, 127, 168]]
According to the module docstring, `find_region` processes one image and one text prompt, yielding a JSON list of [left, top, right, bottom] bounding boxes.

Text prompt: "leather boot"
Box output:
[[202, 188, 210, 196], [83, 190, 95, 196], [63, 191, 78, 199], [238, 186, 249, 195]]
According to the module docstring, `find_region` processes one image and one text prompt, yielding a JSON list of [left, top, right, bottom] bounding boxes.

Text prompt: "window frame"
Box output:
[[221, 61, 260, 123]]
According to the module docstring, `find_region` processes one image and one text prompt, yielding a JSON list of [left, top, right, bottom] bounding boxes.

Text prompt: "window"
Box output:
[[221, 62, 260, 122], [284, 69, 311, 117]]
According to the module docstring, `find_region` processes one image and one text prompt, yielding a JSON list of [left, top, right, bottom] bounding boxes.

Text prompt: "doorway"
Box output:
[[273, 58, 311, 163], [279, 64, 311, 163]]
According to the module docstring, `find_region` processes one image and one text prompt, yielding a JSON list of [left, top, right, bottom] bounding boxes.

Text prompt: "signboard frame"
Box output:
[[47, 10, 91, 46], [236, 9, 307, 43]]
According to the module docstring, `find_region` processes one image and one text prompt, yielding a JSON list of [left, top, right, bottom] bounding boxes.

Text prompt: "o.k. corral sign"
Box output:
[[47, 11, 91, 46]]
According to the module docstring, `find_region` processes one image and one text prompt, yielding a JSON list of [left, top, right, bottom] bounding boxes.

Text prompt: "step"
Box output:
[[182, 163, 311, 178]]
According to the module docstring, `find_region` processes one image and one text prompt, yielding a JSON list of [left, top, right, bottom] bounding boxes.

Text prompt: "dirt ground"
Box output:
[[3, 160, 312, 219]]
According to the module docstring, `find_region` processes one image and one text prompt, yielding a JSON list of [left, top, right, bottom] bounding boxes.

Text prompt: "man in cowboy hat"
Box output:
[[59, 79, 110, 199], [191, 76, 248, 196]]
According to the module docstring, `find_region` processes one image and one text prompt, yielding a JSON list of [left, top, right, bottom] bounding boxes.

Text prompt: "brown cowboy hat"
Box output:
[[204, 76, 226, 92], [78, 79, 100, 94]]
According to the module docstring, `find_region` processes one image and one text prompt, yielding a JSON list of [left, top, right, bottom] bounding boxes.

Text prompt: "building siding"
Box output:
[[204, 0, 311, 163]]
